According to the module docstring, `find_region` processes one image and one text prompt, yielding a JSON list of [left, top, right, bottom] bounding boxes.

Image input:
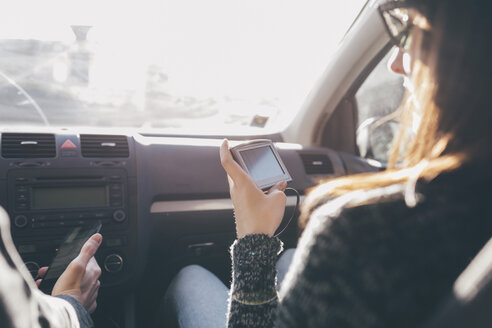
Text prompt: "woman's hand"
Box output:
[[48, 233, 103, 313], [220, 139, 287, 238]]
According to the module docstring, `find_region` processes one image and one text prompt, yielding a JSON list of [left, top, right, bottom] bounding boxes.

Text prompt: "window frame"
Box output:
[[317, 42, 398, 162]]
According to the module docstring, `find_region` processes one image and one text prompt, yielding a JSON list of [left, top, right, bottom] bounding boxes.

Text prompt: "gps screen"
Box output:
[[240, 146, 284, 182]]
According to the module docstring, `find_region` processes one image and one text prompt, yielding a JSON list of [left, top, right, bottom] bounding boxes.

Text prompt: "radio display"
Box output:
[[32, 186, 108, 209]]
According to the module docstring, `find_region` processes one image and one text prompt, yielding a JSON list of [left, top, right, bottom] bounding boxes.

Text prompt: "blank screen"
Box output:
[[33, 186, 107, 209], [240, 146, 284, 182], [43, 222, 101, 281]]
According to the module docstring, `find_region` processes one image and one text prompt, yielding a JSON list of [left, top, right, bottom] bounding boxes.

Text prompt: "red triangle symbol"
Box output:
[[61, 139, 77, 149]]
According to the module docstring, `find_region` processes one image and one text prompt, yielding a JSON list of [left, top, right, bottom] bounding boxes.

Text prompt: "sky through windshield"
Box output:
[[0, 0, 366, 133]]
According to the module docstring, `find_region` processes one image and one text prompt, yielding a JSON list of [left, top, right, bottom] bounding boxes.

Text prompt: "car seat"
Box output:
[[422, 237, 492, 328]]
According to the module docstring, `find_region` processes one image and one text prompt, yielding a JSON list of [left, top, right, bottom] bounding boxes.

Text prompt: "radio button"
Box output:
[[14, 215, 28, 228], [94, 211, 111, 219], [112, 210, 126, 223], [110, 184, 122, 191], [16, 193, 28, 201], [59, 221, 78, 227], [106, 238, 123, 247], [46, 222, 60, 228], [15, 186, 28, 192], [15, 203, 29, 211], [32, 222, 47, 229], [31, 215, 48, 222], [18, 244, 37, 254], [104, 254, 123, 273]]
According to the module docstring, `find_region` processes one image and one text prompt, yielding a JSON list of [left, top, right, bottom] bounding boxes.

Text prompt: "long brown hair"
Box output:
[[300, 0, 492, 227]]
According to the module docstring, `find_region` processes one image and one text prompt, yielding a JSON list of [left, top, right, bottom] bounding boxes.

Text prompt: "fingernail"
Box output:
[[92, 233, 103, 244]]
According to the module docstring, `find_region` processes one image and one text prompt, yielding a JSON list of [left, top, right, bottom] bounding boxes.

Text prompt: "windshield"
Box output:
[[0, 0, 366, 134]]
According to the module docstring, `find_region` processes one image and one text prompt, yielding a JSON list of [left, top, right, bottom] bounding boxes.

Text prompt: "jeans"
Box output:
[[157, 248, 296, 328]]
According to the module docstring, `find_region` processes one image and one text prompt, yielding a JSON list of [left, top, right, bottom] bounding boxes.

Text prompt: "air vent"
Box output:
[[80, 135, 129, 158], [1, 133, 56, 158], [299, 153, 334, 175]]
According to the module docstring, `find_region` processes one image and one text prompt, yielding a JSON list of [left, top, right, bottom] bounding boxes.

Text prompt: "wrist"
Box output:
[[236, 222, 277, 238]]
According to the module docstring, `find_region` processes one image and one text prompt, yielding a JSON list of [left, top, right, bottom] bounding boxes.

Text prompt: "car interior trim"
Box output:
[[150, 195, 304, 214]]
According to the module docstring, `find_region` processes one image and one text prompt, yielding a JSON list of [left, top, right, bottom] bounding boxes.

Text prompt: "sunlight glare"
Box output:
[[0, 0, 366, 130]]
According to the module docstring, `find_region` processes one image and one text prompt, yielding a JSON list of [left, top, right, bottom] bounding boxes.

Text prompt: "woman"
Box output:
[[163, 0, 492, 327]]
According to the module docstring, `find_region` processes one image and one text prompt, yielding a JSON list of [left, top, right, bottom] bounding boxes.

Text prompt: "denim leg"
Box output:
[[160, 265, 229, 328], [159, 249, 296, 328]]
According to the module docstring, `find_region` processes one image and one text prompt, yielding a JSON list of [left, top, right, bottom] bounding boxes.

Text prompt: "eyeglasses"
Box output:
[[378, 0, 431, 51]]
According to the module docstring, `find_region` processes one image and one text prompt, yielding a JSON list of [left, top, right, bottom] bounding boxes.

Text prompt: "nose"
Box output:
[[389, 47, 406, 75]]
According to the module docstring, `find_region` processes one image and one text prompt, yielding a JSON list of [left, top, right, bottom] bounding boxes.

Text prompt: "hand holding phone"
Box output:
[[51, 231, 103, 313], [39, 221, 102, 293]]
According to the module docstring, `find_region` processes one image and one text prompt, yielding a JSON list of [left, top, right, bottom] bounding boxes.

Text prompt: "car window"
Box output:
[[0, 0, 366, 134], [354, 48, 405, 163]]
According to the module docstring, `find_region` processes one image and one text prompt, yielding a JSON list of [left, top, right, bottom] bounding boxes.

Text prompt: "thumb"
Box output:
[[75, 233, 103, 267], [267, 181, 287, 205], [268, 180, 287, 194], [220, 139, 249, 184]]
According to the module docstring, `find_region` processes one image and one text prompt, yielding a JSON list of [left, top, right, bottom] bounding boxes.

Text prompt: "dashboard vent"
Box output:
[[1, 133, 56, 158], [80, 135, 129, 158], [299, 153, 334, 175]]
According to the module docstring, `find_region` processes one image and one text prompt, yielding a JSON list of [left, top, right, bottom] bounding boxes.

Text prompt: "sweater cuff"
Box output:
[[55, 295, 94, 328], [230, 234, 283, 304]]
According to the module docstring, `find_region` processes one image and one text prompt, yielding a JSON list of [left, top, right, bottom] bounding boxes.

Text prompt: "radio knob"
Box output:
[[14, 215, 28, 228], [24, 261, 40, 278], [112, 210, 126, 223], [104, 254, 124, 273]]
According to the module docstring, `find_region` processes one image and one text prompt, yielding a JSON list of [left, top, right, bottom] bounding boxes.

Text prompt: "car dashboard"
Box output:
[[0, 129, 378, 327]]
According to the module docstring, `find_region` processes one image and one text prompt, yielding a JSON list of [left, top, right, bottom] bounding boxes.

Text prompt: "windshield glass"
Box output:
[[0, 0, 366, 134]]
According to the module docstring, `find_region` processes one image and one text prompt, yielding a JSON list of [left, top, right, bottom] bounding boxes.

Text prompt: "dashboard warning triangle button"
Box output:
[[61, 139, 77, 149]]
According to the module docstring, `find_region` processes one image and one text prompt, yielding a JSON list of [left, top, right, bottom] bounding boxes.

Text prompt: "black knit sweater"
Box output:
[[227, 166, 492, 327]]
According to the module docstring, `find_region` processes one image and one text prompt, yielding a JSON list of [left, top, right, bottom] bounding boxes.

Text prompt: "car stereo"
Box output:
[[8, 170, 128, 230], [6, 168, 133, 284]]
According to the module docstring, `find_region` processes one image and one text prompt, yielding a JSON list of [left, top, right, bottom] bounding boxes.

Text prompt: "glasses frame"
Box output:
[[378, 0, 422, 51]]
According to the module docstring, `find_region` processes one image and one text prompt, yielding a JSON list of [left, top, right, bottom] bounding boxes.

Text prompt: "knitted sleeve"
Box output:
[[227, 234, 283, 328]]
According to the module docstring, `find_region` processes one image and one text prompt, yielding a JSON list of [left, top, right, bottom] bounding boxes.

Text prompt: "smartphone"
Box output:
[[39, 221, 102, 293], [230, 139, 292, 190]]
